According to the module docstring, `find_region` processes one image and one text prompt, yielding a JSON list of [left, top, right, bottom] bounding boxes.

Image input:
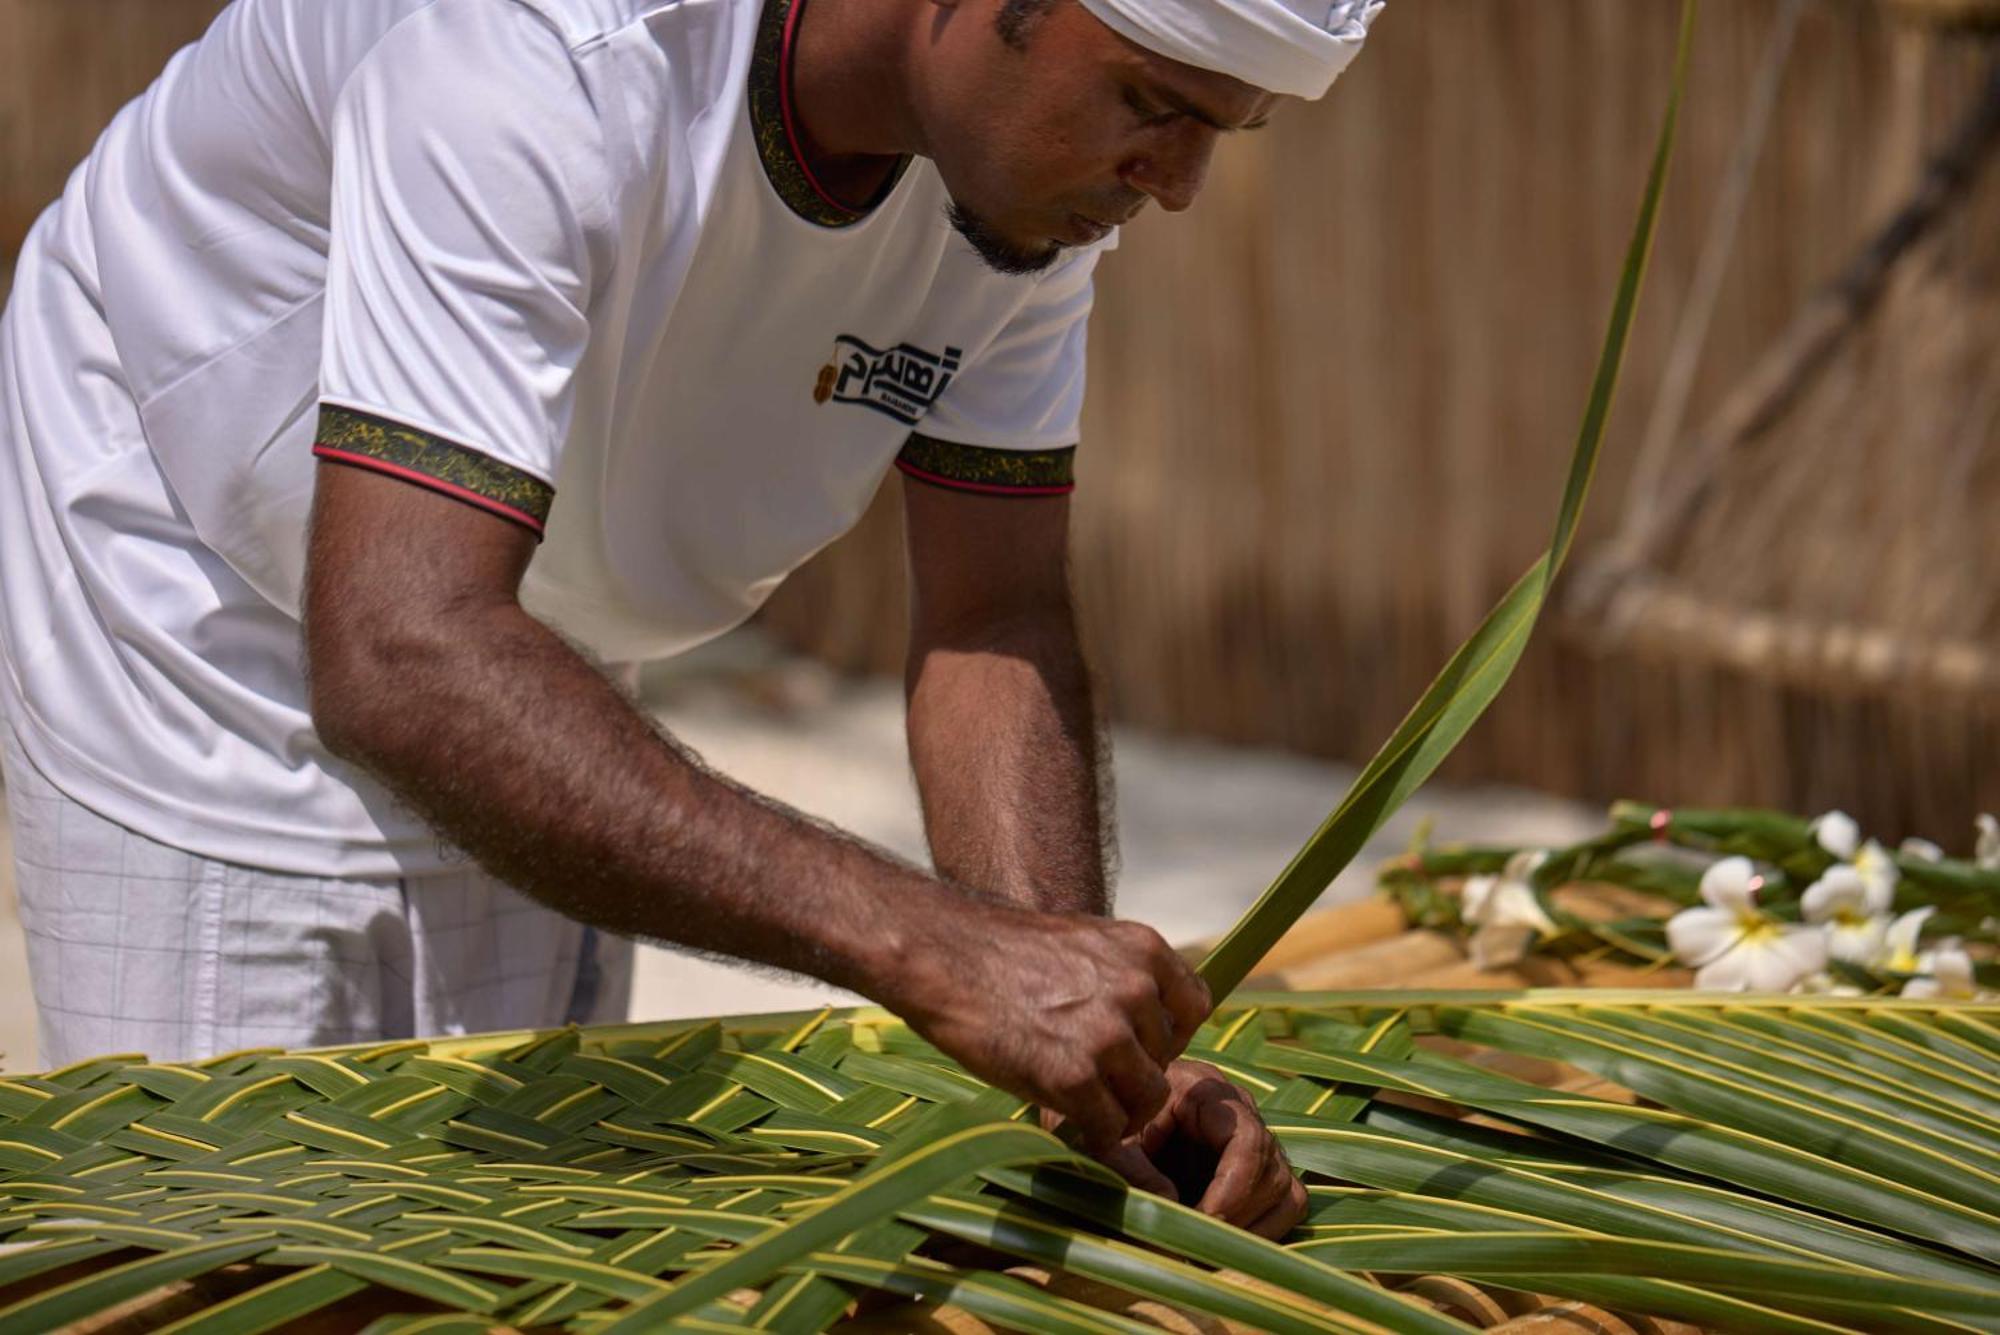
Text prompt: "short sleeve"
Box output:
[[316, 1, 612, 537], [897, 240, 1109, 497]]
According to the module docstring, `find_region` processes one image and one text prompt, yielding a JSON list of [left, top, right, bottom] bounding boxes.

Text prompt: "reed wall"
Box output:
[[3, 1, 1992, 841], [0, 0, 229, 269], [765, 1, 2000, 842]]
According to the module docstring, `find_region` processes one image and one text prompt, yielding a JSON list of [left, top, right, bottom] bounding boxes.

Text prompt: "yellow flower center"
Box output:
[[1735, 914, 1779, 943]]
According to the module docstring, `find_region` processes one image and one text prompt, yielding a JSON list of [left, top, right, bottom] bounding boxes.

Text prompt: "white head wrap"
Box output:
[[1075, 0, 1384, 101]]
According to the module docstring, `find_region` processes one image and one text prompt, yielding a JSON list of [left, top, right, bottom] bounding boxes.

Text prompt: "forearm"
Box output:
[[905, 603, 1113, 915], [303, 461, 1200, 1148], [312, 599, 946, 1001]]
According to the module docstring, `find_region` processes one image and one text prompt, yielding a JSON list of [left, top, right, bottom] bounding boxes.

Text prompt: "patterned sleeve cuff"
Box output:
[[894, 434, 1076, 498], [313, 405, 556, 538]]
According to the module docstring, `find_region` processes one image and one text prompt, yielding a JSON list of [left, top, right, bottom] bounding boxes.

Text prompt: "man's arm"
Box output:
[[899, 465, 1307, 1238], [304, 460, 1207, 1150], [903, 475, 1112, 914]]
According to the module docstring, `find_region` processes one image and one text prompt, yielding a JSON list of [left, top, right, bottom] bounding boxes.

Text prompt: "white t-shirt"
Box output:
[[0, 0, 1111, 877]]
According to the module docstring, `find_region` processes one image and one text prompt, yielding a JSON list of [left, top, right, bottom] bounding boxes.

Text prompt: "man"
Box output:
[[0, 0, 1377, 1237]]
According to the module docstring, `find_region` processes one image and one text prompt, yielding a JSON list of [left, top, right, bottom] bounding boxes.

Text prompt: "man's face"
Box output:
[[918, 0, 1279, 275]]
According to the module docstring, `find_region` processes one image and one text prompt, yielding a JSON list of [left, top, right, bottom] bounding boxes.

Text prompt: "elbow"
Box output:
[[905, 596, 1085, 699], [910, 594, 1078, 661], [304, 610, 443, 769], [306, 629, 390, 766], [310, 690, 377, 769], [305, 589, 521, 771]]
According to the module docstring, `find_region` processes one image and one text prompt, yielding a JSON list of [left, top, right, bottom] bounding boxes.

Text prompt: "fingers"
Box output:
[[1124, 981, 1178, 1071], [1177, 1074, 1303, 1237], [1101, 921, 1201, 1066], [1229, 1143, 1305, 1239], [1041, 1106, 1180, 1202], [1048, 1071, 1132, 1155], [1045, 1012, 1170, 1149], [1145, 936, 1214, 1057], [918, 913, 1205, 1159], [1248, 1171, 1311, 1241], [1067, 1059, 1305, 1233], [1099, 1035, 1173, 1142], [1190, 1086, 1266, 1218], [1138, 1093, 1180, 1159], [1094, 1139, 1179, 1201]]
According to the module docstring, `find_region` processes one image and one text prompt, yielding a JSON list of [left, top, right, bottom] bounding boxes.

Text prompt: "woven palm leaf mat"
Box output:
[[4, 993, 1999, 1334]]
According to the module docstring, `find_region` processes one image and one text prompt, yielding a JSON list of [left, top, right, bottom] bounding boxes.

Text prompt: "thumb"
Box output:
[[1095, 1141, 1179, 1202]]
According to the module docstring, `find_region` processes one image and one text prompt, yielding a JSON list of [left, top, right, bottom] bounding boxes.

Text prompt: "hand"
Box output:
[[1048, 1060, 1308, 1240], [887, 901, 1212, 1153]]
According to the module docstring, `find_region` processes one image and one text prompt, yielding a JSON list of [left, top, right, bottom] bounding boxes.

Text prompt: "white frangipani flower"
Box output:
[[1811, 810, 1860, 861], [1461, 874, 1558, 934], [1806, 810, 1897, 894], [1667, 856, 1828, 993], [1800, 865, 1891, 964], [1851, 839, 1901, 898], [1461, 850, 1557, 970], [1792, 971, 1863, 997], [1898, 837, 1944, 863], [1902, 940, 1978, 1000], [1978, 814, 2000, 872], [1876, 905, 1937, 976]]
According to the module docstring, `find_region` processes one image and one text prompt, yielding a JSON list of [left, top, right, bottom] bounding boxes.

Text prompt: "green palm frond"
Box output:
[[1198, 0, 1698, 996], [3, 996, 1998, 1332]]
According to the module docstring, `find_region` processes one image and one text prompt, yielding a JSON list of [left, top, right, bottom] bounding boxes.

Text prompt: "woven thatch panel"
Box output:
[[764, 3, 2000, 840]]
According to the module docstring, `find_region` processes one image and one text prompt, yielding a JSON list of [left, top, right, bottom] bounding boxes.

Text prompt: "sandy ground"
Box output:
[[0, 639, 1602, 1072]]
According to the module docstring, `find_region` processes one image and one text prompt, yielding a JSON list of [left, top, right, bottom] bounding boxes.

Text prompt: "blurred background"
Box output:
[[1, 0, 1995, 1067]]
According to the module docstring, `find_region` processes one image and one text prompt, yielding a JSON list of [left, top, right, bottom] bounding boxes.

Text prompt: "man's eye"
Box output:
[[1123, 90, 1179, 128]]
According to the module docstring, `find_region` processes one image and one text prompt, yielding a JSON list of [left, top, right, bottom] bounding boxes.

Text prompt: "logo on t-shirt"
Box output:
[[816, 336, 962, 425]]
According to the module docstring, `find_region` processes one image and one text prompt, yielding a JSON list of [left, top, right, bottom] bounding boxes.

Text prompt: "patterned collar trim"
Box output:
[[747, 0, 911, 228]]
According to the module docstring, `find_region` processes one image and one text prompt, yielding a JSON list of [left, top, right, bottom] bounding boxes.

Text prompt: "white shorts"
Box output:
[[3, 723, 632, 1069]]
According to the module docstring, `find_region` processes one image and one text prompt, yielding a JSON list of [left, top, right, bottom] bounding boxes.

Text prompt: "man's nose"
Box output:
[[1118, 129, 1218, 214]]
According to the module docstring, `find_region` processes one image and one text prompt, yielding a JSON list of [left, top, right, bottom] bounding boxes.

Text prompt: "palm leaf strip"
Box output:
[[0, 997, 1994, 1332], [1197, 0, 1697, 996]]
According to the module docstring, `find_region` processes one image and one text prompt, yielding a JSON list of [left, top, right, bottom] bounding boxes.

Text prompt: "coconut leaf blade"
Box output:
[[1198, 0, 1699, 997]]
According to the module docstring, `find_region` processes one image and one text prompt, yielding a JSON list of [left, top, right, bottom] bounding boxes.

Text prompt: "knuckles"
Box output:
[[1112, 979, 1157, 1014], [1178, 1060, 1228, 1088], [1110, 919, 1169, 956], [1050, 1065, 1102, 1105], [1086, 1028, 1130, 1067]]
